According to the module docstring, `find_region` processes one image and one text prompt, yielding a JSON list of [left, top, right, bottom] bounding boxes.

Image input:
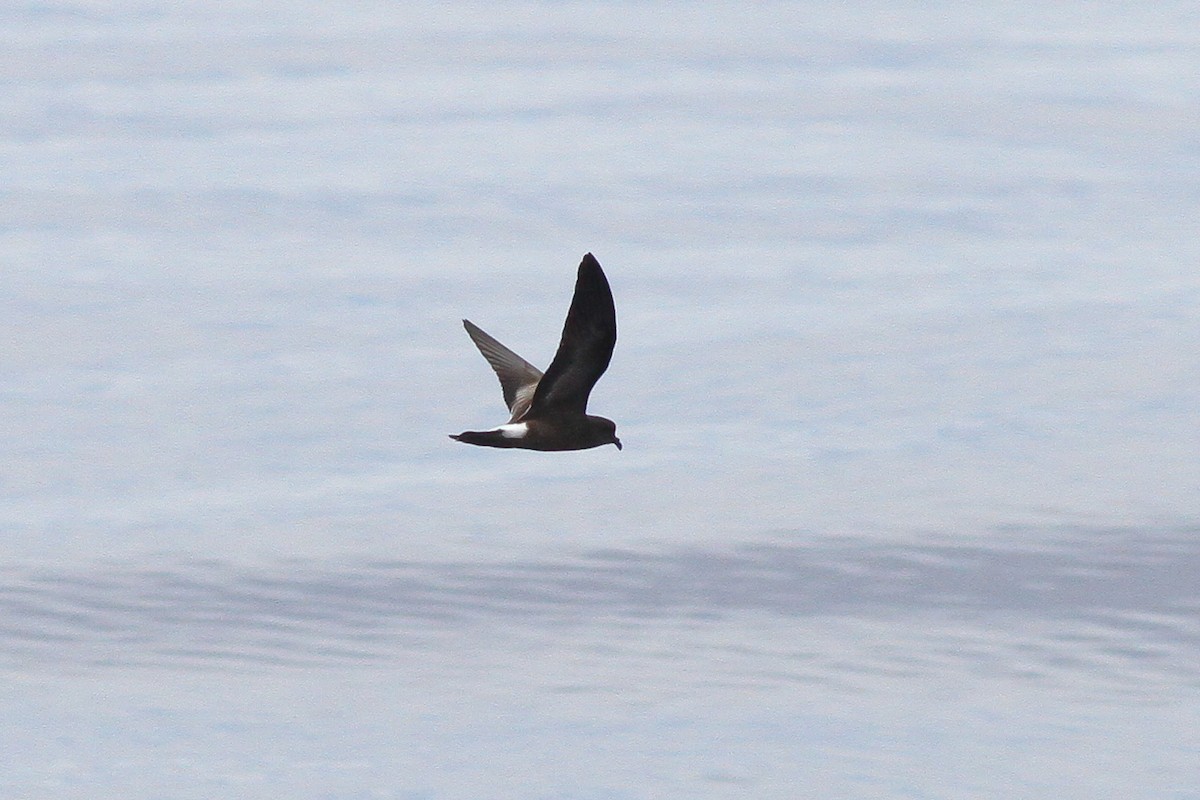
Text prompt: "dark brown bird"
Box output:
[[450, 253, 622, 451]]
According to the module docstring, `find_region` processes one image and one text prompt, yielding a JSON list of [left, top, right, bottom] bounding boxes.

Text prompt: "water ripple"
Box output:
[[1, 526, 1197, 691]]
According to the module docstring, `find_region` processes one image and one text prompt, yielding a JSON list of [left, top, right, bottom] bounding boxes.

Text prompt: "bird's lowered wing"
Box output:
[[462, 319, 543, 422]]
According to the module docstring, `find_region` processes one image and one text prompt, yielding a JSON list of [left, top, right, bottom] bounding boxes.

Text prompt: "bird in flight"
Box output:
[[450, 253, 622, 451]]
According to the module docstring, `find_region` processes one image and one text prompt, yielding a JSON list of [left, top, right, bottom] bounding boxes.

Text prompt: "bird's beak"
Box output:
[[613, 438, 622, 450]]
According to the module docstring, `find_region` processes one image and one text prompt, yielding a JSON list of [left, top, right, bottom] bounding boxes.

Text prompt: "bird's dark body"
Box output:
[[450, 415, 619, 451]]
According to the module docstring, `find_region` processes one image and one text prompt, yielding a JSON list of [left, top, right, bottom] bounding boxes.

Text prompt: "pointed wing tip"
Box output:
[[577, 253, 610, 289]]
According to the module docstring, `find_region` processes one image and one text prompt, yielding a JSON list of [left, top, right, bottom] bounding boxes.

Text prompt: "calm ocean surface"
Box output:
[[3, 2, 1199, 798]]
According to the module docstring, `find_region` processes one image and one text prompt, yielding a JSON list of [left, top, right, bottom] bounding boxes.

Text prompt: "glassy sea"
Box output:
[[3, 3, 1199, 798]]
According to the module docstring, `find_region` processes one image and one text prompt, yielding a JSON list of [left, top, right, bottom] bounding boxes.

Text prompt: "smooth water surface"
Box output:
[[3, 2, 1199, 798]]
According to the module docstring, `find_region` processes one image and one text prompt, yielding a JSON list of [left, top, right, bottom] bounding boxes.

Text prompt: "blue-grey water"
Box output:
[[3, 2, 1199, 798]]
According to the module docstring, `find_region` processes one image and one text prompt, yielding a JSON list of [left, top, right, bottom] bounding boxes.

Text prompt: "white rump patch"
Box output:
[[494, 422, 529, 439]]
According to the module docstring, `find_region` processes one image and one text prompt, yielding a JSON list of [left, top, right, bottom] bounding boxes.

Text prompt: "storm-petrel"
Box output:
[[450, 253, 622, 451]]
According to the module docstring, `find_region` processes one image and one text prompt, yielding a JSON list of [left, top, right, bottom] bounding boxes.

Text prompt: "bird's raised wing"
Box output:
[[462, 319, 543, 422], [527, 253, 616, 417]]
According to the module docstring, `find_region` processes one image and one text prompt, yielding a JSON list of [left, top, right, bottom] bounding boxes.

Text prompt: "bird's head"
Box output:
[[590, 416, 622, 450]]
